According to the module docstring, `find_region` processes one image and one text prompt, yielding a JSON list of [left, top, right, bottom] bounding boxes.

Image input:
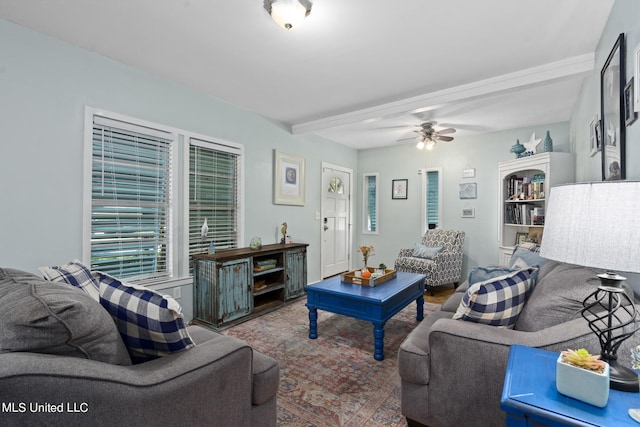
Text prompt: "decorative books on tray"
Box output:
[[341, 268, 397, 287], [254, 259, 277, 272]]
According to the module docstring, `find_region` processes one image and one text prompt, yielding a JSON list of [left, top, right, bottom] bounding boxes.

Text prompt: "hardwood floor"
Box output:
[[424, 285, 456, 305]]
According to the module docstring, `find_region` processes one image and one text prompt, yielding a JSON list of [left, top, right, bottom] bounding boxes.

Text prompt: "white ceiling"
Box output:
[[0, 0, 615, 149]]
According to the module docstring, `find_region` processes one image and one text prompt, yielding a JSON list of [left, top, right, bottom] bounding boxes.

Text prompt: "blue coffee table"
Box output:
[[305, 272, 426, 361]]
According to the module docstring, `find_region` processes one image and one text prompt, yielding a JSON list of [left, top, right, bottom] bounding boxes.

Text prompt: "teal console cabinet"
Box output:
[[193, 243, 308, 329]]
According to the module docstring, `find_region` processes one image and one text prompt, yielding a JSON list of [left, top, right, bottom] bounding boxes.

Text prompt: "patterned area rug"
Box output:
[[223, 297, 441, 426]]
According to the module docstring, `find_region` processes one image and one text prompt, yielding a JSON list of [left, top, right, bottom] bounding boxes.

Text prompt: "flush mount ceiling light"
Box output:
[[264, 0, 312, 30]]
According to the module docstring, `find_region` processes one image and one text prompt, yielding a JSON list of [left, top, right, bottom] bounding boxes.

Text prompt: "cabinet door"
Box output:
[[285, 248, 307, 300], [193, 259, 216, 328], [216, 258, 252, 324]]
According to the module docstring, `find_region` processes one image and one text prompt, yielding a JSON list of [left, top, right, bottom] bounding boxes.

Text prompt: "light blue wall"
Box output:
[[356, 123, 570, 277], [0, 19, 357, 318]]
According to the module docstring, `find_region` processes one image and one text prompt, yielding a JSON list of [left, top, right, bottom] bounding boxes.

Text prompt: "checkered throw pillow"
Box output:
[[39, 259, 100, 301], [94, 271, 195, 363], [453, 266, 538, 328]]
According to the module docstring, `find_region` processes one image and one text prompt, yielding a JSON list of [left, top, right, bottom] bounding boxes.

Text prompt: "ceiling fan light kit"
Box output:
[[264, 0, 312, 30], [406, 122, 456, 151]]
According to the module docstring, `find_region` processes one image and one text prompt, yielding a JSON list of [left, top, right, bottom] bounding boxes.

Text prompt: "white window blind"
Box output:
[[91, 116, 174, 280], [189, 138, 240, 261]]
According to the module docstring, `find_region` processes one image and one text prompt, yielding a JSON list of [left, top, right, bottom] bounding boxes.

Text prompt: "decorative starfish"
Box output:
[[522, 133, 541, 154]]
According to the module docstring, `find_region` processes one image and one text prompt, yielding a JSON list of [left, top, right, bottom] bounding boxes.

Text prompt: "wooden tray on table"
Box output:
[[341, 268, 397, 287]]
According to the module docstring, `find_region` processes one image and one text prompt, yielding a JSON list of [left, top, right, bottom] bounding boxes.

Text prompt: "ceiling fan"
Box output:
[[399, 121, 456, 150]]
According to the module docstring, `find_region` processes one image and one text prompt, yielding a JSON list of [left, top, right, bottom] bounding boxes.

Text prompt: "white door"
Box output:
[[321, 164, 351, 278]]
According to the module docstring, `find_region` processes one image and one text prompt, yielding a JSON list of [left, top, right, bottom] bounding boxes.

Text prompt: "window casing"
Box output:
[[84, 108, 244, 285], [362, 173, 379, 234], [420, 168, 442, 234]]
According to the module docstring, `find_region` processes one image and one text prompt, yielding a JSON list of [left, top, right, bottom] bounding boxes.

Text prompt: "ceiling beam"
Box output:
[[292, 53, 595, 135]]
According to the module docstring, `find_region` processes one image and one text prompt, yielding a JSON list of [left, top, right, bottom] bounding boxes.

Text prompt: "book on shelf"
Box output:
[[507, 174, 546, 200], [254, 263, 277, 272]]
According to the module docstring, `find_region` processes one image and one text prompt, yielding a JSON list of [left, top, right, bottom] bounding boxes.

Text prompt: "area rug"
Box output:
[[223, 297, 441, 426]]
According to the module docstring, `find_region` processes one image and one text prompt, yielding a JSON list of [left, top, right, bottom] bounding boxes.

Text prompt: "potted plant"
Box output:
[[556, 348, 610, 407]]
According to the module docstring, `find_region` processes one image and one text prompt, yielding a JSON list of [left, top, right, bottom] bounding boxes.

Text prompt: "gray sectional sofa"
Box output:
[[398, 256, 638, 427], [0, 268, 279, 426]]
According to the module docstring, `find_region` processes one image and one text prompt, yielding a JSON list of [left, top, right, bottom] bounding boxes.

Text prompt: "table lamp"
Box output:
[[540, 181, 640, 392]]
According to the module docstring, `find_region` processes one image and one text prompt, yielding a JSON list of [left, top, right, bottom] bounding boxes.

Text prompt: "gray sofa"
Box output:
[[398, 258, 638, 427], [0, 268, 279, 427]]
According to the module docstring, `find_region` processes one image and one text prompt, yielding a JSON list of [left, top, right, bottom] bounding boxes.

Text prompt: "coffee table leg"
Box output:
[[308, 307, 318, 339], [373, 322, 385, 361], [416, 295, 424, 321]]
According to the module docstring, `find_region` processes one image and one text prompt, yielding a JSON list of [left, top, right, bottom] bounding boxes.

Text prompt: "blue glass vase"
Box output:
[[543, 131, 553, 152]]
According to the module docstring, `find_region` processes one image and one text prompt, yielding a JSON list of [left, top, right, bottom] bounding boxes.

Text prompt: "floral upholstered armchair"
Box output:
[[394, 229, 465, 295]]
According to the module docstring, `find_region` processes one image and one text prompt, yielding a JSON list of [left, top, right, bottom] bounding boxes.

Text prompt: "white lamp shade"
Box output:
[[540, 181, 640, 273], [270, 0, 308, 29]]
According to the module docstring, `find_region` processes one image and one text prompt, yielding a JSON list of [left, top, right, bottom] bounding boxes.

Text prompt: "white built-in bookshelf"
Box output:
[[497, 152, 575, 265]]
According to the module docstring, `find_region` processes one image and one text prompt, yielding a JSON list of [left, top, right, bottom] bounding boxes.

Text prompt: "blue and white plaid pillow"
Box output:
[[453, 266, 538, 328], [94, 271, 195, 363], [39, 259, 100, 301]]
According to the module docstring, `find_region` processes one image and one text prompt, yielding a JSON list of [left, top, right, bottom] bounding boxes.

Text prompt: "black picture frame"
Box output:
[[624, 77, 637, 126], [600, 33, 626, 181], [392, 179, 407, 199]]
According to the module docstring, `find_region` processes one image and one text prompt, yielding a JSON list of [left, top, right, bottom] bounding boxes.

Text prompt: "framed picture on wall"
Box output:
[[589, 115, 601, 157], [459, 182, 477, 199], [600, 33, 626, 181], [273, 150, 306, 206], [392, 179, 408, 199], [624, 78, 637, 126], [634, 41, 640, 112]]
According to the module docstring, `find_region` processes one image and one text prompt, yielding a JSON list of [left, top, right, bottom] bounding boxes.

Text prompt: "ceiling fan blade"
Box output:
[[398, 137, 419, 142], [436, 135, 454, 142], [436, 128, 456, 135]]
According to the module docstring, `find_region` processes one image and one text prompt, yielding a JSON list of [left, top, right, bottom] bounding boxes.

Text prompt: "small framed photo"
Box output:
[[515, 232, 529, 245], [462, 207, 475, 218], [624, 78, 637, 126], [392, 179, 408, 199], [459, 182, 477, 199], [462, 168, 476, 178], [595, 119, 602, 152], [589, 115, 601, 157]]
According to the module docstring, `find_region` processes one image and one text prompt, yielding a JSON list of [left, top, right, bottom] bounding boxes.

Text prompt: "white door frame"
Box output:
[[320, 162, 353, 278]]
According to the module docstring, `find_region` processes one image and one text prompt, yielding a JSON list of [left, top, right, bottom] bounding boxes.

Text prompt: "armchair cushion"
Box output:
[[412, 244, 443, 259], [95, 271, 195, 363], [453, 266, 538, 328], [0, 268, 131, 366]]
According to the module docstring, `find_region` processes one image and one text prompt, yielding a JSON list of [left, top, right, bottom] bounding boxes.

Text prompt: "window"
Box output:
[[188, 138, 241, 264], [89, 115, 175, 281], [420, 168, 442, 233], [84, 108, 243, 284], [362, 173, 379, 234]]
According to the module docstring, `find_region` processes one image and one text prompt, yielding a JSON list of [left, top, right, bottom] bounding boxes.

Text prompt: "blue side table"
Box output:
[[501, 345, 639, 426]]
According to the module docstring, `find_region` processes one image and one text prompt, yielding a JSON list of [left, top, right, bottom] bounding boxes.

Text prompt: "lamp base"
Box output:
[[608, 359, 640, 392], [582, 271, 640, 393]]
